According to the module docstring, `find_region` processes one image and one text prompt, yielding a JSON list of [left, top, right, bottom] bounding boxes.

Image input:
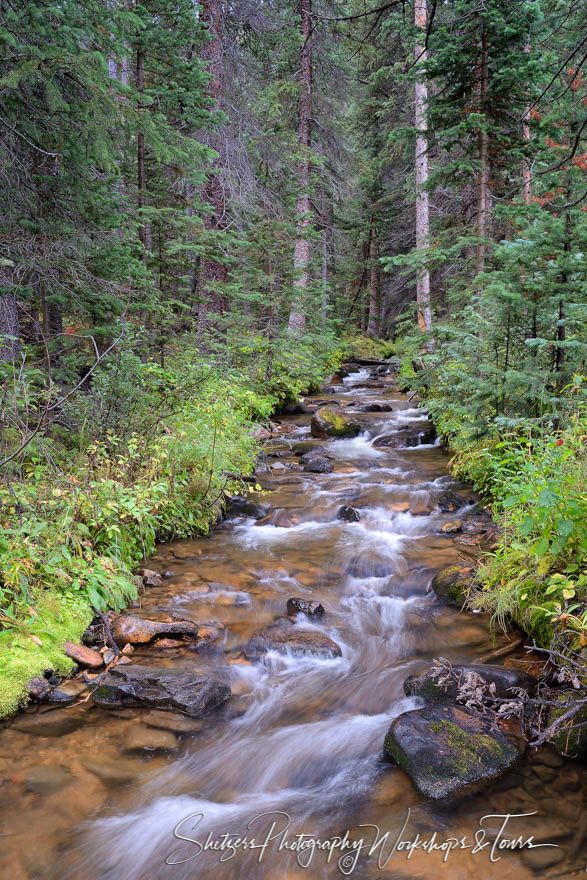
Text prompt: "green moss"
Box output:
[[0, 593, 91, 717], [429, 720, 504, 775]]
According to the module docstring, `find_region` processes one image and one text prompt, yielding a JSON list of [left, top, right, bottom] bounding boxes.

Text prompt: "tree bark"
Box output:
[[320, 189, 329, 319], [367, 226, 380, 338], [288, 0, 312, 333], [522, 40, 531, 206], [0, 294, 20, 363], [136, 46, 152, 254], [414, 0, 433, 339], [198, 0, 228, 335], [476, 21, 490, 275]]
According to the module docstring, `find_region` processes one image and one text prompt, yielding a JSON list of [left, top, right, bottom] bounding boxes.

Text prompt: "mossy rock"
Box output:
[[404, 664, 536, 701], [430, 563, 475, 607], [383, 704, 524, 800], [310, 407, 361, 439], [548, 690, 587, 758]]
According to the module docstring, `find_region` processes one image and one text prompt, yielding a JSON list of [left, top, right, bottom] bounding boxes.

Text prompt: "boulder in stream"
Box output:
[[383, 703, 524, 799], [244, 619, 341, 660], [372, 424, 436, 448], [90, 664, 231, 717], [310, 407, 361, 439], [109, 613, 199, 647], [360, 402, 393, 412], [303, 457, 334, 474], [437, 490, 467, 512], [430, 563, 475, 607], [346, 552, 395, 579], [336, 504, 361, 522]]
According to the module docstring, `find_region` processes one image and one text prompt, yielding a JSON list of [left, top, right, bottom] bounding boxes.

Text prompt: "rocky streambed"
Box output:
[[0, 363, 584, 880]]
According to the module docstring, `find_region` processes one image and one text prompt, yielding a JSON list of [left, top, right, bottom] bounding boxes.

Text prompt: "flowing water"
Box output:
[[0, 367, 584, 880]]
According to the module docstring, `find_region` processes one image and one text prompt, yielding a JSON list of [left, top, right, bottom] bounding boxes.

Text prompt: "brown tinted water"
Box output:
[[0, 367, 584, 880]]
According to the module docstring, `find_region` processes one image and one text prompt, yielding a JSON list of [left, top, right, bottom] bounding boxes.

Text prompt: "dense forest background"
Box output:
[[0, 0, 584, 713]]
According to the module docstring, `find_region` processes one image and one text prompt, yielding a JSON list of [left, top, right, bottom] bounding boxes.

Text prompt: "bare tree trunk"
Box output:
[[522, 40, 531, 206], [198, 0, 228, 335], [476, 22, 490, 275], [367, 226, 380, 338], [288, 0, 312, 333], [320, 190, 329, 319], [414, 0, 433, 340], [136, 47, 152, 254]]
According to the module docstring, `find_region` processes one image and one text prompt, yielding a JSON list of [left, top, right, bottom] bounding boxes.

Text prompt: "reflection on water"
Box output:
[[0, 368, 583, 880]]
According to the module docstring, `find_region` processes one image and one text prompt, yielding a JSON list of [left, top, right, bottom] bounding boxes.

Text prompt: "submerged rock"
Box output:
[[11, 709, 83, 738], [124, 725, 179, 752], [404, 664, 535, 701], [245, 620, 341, 660], [286, 598, 325, 617], [90, 664, 231, 717], [310, 407, 361, 439], [142, 710, 204, 733], [25, 765, 73, 794], [383, 703, 524, 799], [226, 497, 270, 519], [430, 563, 475, 607], [292, 441, 327, 456], [336, 504, 361, 522], [109, 613, 198, 647], [346, 553, 394, 579], [81, 756, 140, 786], [142, 568, 163, 587]]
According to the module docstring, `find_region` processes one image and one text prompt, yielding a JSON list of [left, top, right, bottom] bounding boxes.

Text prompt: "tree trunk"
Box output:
[[414, 0, 433, 339], [288, 0, 312, 333], [136, 47, 152, 254], [476, 21, 490, 275], [320, 190, 329, 319], [198, 0, 228, 335], [522, 40, 531, 206], [367, 226, 380, 338]]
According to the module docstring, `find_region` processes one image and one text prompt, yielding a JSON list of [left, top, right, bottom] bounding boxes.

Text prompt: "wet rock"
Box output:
[[430, 563, 475, 607], [192, 626, 222, 650], [81, 756, 140, 786], [336, 504, 361, 522], [124, 725, 179, 752], [109, 613, 198, 647], [383, 703, 524, 800], [90, 664, 231, 717], [245, 620, 341, 660], [48, 679, 87, 703], [346, 553, 394, 579], [11, 709, 83, 738], [461, 516, 501, 547], [310, 407, 361, 439], [142, 568, 163, 587], [373, 424, 436, 448], [163, 570, 174, 578], [63, 641, 103, 669], [227, 497, 270, 519], [153, 638, 186, 649], [441, 520, 462, 534], [303, 457, 333, 474], [404, 664, 535, 701], [437, 490, 466, 512], [27, 677, 52, 702], [521, 847, 566, 871], [286, 598, 325, 617], [269, 460, 287, 471], [292, 441, 327, 456], [280, 401, 311, 415], [25, 765, 73, 794], [142, 710, 204, 733], [360, 402, 393, 412], [533, 748, 564, 768], [299, 448, 332, 464]]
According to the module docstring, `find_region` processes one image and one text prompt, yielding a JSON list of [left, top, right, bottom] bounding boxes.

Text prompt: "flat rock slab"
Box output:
[[90, 664, 231, 717], [245, 621, 341, 660], [383, 704, 524, 800], [404, 664, 536, 701], [11, 709, 83, 738], [64, 641, 104, 668], [109, 613, 198, 647]]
